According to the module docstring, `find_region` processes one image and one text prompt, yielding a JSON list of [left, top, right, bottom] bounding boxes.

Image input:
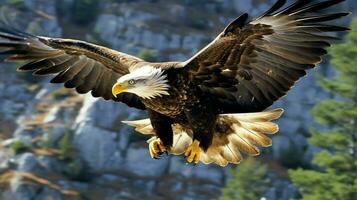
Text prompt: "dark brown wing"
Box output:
[[182, 0, 350, 113], [0, 28, 146, 109]]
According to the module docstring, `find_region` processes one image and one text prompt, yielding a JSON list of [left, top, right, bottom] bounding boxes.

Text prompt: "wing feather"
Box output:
[[183, 0, 349, 112], [67, 60, 94, 90], [76, 61, 100, 94], [34, 56, 80, 75], [0, 28, 146, 109], [18, 54, 71, 71]]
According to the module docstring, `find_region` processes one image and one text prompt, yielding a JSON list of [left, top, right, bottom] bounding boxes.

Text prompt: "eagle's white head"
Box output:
[[112, 65, 170, 99]]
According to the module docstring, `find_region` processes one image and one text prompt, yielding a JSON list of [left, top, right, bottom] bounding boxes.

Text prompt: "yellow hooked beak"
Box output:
[[112, 82, 126, 97]]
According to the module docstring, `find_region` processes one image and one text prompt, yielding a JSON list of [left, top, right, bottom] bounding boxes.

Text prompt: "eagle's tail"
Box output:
[[123, 108, 284, 167]]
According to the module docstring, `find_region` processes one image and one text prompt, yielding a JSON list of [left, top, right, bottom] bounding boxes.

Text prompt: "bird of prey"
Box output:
[[0, 0, 350, 166]]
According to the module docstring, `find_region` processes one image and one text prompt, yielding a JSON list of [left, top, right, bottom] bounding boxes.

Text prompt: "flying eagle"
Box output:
[[0, 0, 350, 166]]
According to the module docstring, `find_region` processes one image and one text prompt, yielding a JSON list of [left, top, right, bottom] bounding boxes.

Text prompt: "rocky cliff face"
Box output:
[[0, 0, 355, 200]]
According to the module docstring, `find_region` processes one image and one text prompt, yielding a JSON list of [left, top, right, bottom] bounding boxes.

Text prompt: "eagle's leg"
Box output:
[[149, 138, 167, 159], [148, 110, 173, 159], [185, 139, 201, 164], [184, 103, 218, 164]]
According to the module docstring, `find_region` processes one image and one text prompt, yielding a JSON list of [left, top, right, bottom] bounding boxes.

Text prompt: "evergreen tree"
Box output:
[[289, 19, 357, 200], [219, 158, 268, 200]]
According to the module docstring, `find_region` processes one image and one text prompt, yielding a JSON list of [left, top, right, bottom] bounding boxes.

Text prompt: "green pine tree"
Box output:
[[289, 19, 357, 200], [219, 158, 268, 200]]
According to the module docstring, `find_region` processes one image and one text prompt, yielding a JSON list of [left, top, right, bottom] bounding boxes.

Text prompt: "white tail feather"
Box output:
[[122, 119, 154, 135], [122, 108, 284, 167]]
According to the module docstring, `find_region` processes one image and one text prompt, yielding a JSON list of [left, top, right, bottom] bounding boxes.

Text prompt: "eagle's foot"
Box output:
[[149, 138, 167, 159], [185, 139, 200, 164]]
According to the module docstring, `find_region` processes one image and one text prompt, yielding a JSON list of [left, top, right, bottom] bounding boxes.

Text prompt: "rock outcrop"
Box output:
[[0, 0, 355, 199]]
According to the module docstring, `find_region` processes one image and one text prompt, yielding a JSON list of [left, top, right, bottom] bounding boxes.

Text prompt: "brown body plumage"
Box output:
[[0, 0, 350, 166]]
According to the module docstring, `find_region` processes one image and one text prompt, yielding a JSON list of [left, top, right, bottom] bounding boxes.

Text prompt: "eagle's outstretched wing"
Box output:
[[183, 0, 350, 113], [0, 28, 146, 109]]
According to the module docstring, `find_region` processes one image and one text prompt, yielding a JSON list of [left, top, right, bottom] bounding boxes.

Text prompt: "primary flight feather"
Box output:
[[0, 0, 350, 166]]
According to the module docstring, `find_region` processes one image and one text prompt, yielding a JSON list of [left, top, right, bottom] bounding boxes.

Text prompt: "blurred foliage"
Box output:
[[137, 48, 157, 62], [58, 130, 75, 161], [9, 0, 24, 6], [219, 158, 268, 200], [278, 140, 306, 169], [289, 18, 357, 200], [51, 88, 72, 100], [62, 159, 87, 181], [57, 130, 88, 180], [8, 0, 25, 9], [72, 0, 100, 25], [10, 140, 28, 154]]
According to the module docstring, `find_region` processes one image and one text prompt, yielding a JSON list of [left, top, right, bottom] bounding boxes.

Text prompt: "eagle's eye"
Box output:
[[128, 79, 136, 85]]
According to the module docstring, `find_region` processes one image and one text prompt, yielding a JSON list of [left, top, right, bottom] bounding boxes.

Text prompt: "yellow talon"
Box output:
[[185, 139, 201, 164], [149, 138, 167, 159]]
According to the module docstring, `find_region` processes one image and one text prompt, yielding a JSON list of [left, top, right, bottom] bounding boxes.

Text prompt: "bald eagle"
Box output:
[[0, 0, 350, 166]]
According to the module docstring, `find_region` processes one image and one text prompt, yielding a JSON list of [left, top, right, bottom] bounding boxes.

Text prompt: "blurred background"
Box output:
[[0, 0, 356, 200]]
